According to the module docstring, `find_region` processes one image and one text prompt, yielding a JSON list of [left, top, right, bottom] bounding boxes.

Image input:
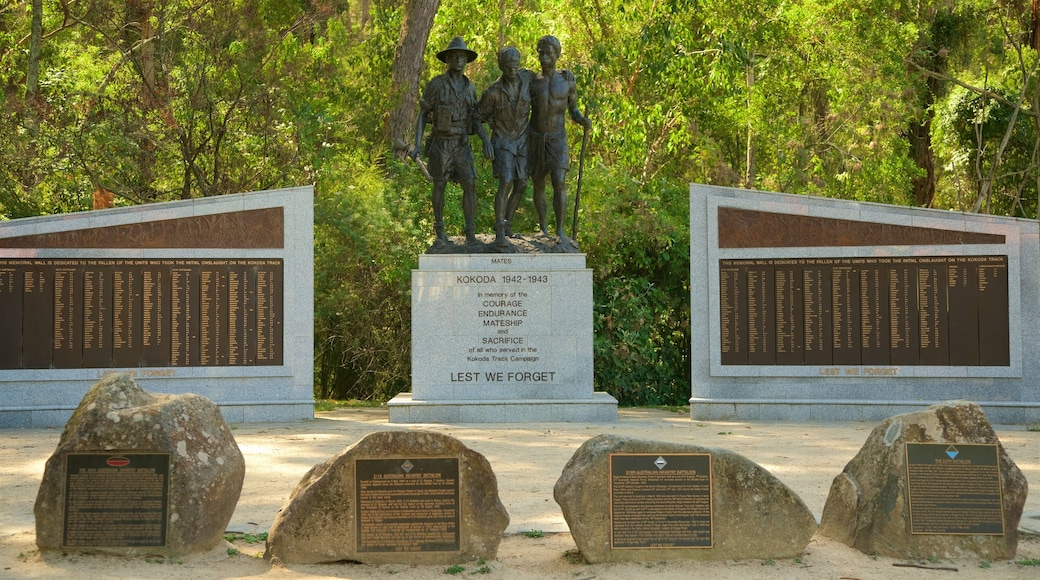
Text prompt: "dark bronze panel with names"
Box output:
[[947, 263, 980, 366], [113, 267, 144, 367], [141, 266, 170, 367], [888, 261, 919, 365], [83, 267, 114, 368], [905, 443, 1004, 535], [746, 264, 775, 365], [228, 265, 254, 365], [0, 259, 283, 369], [859, 264, 889, 365], [719, 264, 747, 365], [774, 263, 804, 365], [917, 262, 950, 365], [0, 266, 23, 368], [22, 268, 51, 368], [200, 267, 228, 366], [355, 457, 461, 553], [802, 264, 833, 365], [254, 263, 283, 365], [63, 453, 170, 548], [609, 453, 713, 549], [830, 265, 860, 365], [718, 256, 1009, 367], [170, 265, 201, 367], [978, 261, 1011, 365], [52, 267, 83, 368]]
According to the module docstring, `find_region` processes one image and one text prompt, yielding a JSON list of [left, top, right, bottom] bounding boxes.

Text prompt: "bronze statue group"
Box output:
[[411, 36, 591, 250]]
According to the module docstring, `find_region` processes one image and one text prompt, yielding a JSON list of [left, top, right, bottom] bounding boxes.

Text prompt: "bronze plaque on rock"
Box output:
[[609, 453, 713, 549], [62, 453, 170, 548], [905, 443, 1004, 535], [355, 457, 461, 553]]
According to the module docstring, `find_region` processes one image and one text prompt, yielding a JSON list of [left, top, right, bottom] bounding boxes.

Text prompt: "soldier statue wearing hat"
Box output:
[[411, 37, 494, 246]]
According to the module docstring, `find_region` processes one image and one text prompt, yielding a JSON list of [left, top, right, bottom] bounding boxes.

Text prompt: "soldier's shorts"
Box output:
[[426, 135, 476, 182], [492, 147, 528, 182]]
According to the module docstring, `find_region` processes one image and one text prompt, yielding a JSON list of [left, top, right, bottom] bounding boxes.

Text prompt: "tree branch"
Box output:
[[907, 61, 1037, 118]]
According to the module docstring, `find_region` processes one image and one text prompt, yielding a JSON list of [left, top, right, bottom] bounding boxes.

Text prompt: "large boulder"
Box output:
[[264, 430, 509, 565], [819, 401, 1028, 559], [554, 434, 816, 563], [34, 373, 245, 556]]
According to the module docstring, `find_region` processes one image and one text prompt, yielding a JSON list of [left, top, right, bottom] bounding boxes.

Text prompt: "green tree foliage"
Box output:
[[1, 0, 1038, 405]]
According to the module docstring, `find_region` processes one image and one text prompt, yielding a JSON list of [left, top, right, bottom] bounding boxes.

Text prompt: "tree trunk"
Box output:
[[386, 0, 441, 158], [1033, 0, 1040, 51], [908, 21, 946, 208], [744, 63, 756, 188], [127, 0, 159, 197], [26, 0, 43, 104], [910, 115, 936, 207]]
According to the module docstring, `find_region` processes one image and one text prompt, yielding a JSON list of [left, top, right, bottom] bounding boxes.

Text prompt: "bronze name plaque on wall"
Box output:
[[719, 256, 1009, 366], [355, 458, 461, 553], [63, 453, 170, 548], [905, 443, 1004, 535], [0, 258, 283, 369], [609, 453, 713, 549]]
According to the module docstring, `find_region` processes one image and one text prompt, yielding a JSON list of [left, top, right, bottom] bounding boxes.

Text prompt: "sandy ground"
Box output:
[[1, 407, 1038, 579]]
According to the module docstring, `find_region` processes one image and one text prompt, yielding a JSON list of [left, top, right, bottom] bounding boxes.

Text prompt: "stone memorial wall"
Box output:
[[0, 186, 314, 427], [690, 184, 1040, 422]]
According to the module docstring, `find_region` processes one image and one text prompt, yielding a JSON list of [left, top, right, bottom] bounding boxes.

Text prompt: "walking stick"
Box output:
[[571, 107, 589, 240]]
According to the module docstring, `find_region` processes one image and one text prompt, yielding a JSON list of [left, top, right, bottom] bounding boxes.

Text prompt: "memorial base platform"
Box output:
[[387, 392, 619, 423]]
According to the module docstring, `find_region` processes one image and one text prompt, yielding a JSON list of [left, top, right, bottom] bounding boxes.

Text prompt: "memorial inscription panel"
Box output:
[[718, 256, 1009, 366], [0, 258, 283, 369], [62, 453, 170, 548], [609, 453, 713, 549], [904, 443, 1004, 535], [355, 457, 461, 553], [451, 269, 555, 385]]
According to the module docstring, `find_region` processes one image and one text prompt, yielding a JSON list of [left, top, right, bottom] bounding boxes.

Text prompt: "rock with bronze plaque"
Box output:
[[819, 401, 1027, 559], [34, 373, 245, 556], [63, 453, 171, 549], [554, 435, 815, 563], [264, 430, 508, 565]]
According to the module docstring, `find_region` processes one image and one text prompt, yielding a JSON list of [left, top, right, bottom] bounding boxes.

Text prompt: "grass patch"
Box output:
[[1026, 423, 1040, 432], [444, 564, 466, 574], [314, 399, 383, 412], [1018, 558, 1040, 566], [523, 530, 545, 538], [224, 532, 268, 544]]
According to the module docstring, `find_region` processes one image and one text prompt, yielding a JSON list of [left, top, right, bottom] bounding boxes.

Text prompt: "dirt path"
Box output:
[[2, 407, 1038, 579]]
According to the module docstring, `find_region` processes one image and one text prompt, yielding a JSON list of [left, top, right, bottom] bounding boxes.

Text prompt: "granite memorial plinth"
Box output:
[[390, 252, 617, 422]]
